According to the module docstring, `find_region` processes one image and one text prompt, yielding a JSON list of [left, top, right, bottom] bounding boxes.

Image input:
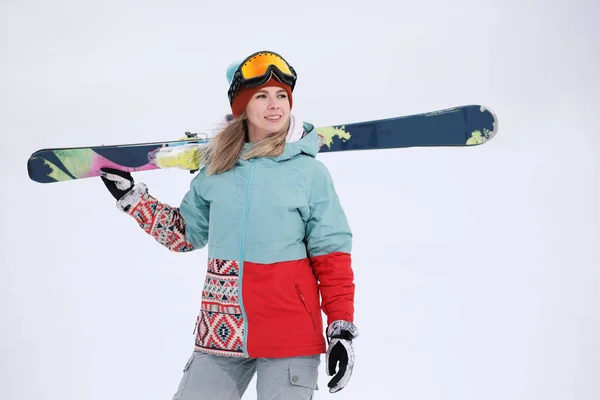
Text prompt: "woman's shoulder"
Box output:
[[287, 155, 334, 185]]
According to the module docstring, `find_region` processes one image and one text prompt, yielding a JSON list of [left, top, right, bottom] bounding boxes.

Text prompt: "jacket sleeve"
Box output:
[[116, 173, 209, 252], [178, 173, 210, 249], [304, 162, 355, 325]]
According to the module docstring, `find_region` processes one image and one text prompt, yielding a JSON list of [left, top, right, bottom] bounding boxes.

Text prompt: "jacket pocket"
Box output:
[[295, 281, 317, 331]]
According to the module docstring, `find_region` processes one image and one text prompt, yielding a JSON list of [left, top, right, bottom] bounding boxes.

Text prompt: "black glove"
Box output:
[[100, 167, 134, 200], [326, 320, 359, 393]]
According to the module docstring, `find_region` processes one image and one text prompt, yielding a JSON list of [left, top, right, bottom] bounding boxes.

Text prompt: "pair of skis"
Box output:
[[27, 105, 498, 184]]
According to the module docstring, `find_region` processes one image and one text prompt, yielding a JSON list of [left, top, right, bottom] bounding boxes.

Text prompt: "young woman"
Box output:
[[100, 51, 358, 399]]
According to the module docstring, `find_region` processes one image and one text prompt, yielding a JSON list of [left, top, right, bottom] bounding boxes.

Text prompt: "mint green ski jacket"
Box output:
[[121, 122, 355, 358]]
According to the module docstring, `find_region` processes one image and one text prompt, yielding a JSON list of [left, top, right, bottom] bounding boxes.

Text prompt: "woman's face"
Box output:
[[245, 86, 290, 141]]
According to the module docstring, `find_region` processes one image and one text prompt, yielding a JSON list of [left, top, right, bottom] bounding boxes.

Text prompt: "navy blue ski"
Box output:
[[27, 104, 498, 184]]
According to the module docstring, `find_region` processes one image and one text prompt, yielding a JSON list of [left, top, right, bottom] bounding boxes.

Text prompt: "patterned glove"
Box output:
[[100, 167, 134, 200], [100, 167, 148, 212], [326, 320, 359, 393]]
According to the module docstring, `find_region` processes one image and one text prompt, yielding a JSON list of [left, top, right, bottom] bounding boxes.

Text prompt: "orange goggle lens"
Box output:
[[239, 52, 293, 80]]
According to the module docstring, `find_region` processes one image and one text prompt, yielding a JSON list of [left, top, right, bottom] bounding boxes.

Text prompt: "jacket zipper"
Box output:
[[295, 282, 316, 331], [238, 160, 255, 357]]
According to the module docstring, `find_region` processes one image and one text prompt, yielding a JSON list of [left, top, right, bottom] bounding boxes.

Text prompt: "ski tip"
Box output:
[[479, 105, 499, 143], [27, 156, 54, 183], [26, 157, 35, 181]]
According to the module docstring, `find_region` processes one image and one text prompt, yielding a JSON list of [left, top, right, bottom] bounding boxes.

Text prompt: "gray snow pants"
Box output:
[[172, 351, 321, 400]]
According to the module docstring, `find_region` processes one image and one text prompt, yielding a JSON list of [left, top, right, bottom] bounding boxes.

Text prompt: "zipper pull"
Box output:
[[193, 317, 199, 335]]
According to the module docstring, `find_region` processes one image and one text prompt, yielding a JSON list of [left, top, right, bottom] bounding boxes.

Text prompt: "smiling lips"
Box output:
[[265, 115, 282, 121]]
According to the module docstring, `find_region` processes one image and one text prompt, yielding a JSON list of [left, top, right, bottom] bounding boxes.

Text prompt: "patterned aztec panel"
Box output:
[[195, 258, 245, 357]]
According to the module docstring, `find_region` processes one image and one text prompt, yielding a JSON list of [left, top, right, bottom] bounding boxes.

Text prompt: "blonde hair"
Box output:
[[200, 111, 290, 175]]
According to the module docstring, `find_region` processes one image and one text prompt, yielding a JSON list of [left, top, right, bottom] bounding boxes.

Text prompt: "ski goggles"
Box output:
[[228, 51, 297, 105]]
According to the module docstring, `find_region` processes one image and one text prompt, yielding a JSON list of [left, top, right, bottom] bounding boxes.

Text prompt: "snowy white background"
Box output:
[[2, 0, 599, 399]]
